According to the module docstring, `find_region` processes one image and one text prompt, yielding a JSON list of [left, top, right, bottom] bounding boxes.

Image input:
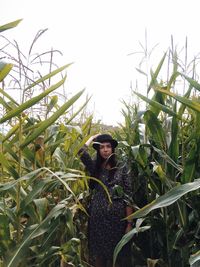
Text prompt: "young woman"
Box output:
[[78, 133, 133, 267]]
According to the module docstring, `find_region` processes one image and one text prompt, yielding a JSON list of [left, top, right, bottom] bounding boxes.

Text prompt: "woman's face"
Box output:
[[99, 142, 113, 159]]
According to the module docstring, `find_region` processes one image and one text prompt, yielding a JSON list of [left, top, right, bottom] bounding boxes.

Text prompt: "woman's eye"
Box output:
[[100, 143, 112, 149]]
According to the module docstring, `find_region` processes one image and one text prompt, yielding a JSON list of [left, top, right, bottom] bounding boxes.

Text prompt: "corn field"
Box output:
[[1, 19, 200, 267]]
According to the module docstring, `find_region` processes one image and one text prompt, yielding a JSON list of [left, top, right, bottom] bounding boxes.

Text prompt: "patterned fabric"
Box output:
[[79, 145, 132, 260]]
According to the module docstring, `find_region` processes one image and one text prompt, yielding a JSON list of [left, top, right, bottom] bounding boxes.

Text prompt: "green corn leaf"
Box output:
[[24, 63, 72, 92], [189, 250, 200, 266], [46, 95, 58, 114], [0, 19, 22, 33], [43, 169, 110, 212], [0, 169, 46, 192], [149, 90, 166, 116], [0, 202, 17, 225], [151, 163, 172, 188], [0, 88, 19, 106], [144, 110, 167, 150], [184, 112, 200, 145], [131, 145, 148, 168], [82, 115, 93, 134], [49, 137, 65, 156], [2, 142, 19, 162], [156, 88, 200, 113], [21, 202, 41, 223], [20, 179, 51, 210], [0, 63, 13, 82], [0, 152, 19, 179], [178, 84, 193, 117], [133, 91, 180, 119], [20, 89, 85, 148], [37, 231, 60, 257], [0, 214, 11, 254], [181, 143, 197, 183], [126, 178, 200, 220], [86, 176, 112, 204], [3, 185, 27, 204], [22, 146, 36, 164], [147, 52, 167, 93], [5, 202, 66, 267], [2, 116, 27, 142], [167, 115, 179, 178], [0, 63, 72, 108], [0, 77, 66, 124], [167, 71, 180, 90], [172, 228, 184, 250], [66, 94, 91, 125], [152, 145, 183, 173], [182, 74, 200, 92], [34, 198, 49, 221], [0, 96, 13, 110], [113, 226, 150, 266]]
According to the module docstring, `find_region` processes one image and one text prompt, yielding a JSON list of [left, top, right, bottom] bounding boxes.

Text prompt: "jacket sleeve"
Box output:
[[78, 145, 96, 189]]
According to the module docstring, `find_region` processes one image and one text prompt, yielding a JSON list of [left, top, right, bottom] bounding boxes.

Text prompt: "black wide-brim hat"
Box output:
[[92, 134, 118, 150]]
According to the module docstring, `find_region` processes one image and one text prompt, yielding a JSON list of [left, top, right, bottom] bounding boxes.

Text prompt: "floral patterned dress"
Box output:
[[79, 146, 132, 260]]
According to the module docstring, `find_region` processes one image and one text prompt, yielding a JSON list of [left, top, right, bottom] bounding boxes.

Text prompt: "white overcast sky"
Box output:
[[1, 0, 200, 125]]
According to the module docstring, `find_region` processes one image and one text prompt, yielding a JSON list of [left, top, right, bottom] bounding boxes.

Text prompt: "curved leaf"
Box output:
[[86, 176, 112, 204], [113, 226, 150, 266], [24, 63, 72, 92], [133, 91, 180, 119], [156, 88, 200, 113], [0, 88, 19, 106], [5, 203, 66, 267], [131, 145, 148, 168], [0, 169, 46, 192], [168, 115, 179, 178], [152, 145, 183, 173], [0, 152, 19, 179], [149, 90, 166, 116], [2, 116, 27, 142], [182, 74, 200, 92], [189, 250, 200, 266], [20, 179, 51, 210], [147, 52, 167, 93], [127, 178, 200, 220], [144, 110, 167, 150], [20, 89, 85, 148], [0, 19, 22, 33], [0, 63, 13, 82], [181, 143, 197, 183], [46, 95, 58, 115], [0, 77, 66, 123]]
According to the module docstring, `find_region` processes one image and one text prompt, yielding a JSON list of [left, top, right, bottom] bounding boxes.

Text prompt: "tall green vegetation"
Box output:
[[114, 38, 200, 267], [0, 19, 94, 267], [2, 19, 200, 267]]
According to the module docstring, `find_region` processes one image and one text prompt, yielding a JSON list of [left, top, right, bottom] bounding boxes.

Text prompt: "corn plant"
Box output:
[[0, 19, 95, 267], [114, 44, 200, 267]]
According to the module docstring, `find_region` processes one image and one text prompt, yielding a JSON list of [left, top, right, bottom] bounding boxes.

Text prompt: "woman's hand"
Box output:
[[85, 133, 101, 146]]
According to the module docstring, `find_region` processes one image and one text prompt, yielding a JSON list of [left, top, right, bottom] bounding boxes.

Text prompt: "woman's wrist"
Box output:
[[85, 139, 92, 146], [85, 135, 96, 146]]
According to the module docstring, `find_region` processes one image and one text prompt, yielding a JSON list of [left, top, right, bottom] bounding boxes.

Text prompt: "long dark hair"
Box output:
[[94, 147, 117, 179]]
